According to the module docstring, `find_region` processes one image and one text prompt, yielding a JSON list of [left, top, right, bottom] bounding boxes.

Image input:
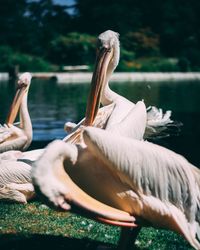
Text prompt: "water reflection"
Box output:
[[0, 79, 200, 166]]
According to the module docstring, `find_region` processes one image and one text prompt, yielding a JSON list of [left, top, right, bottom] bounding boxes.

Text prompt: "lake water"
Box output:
[[0, 78, 200, 166]]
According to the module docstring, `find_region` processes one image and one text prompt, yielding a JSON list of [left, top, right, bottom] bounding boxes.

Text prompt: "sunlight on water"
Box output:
[[0, 78, 200, 166]]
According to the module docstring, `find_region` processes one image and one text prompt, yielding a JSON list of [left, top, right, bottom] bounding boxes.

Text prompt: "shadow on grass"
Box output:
[[0, 234, 117, 250]]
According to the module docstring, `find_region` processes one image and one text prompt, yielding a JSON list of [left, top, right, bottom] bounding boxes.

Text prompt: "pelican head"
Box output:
[[84, 30, 120, 125], [98, 30, 120, 70], [6, 72, 32, 124]]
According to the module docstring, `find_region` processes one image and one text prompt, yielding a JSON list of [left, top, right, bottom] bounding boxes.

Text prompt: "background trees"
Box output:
[[0, 0, 199, 71]]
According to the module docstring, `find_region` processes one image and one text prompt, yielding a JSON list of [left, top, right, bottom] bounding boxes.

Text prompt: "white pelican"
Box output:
[[0, 72, 32, 153], [21, 30, 172, 159], [32, 127, 200, 250], [64, 30, 173, 143], [0, 73, 34, 203]]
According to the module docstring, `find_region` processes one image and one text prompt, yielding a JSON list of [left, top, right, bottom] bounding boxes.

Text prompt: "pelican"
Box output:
[[0, 73, 34, 203], [21, 30, 172, 159], [64, 30, 173, 143], [32, 127, 200, 250], [0, 72, 32, 153], [20, 31, 150, 162]]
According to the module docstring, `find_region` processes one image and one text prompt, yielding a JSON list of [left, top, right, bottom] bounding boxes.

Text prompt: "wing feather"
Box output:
[[83, 127, 199, 222]]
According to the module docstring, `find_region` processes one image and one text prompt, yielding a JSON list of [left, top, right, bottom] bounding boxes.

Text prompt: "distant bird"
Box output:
[[0, 72, 32, 153], [33, 127, 200, 250], [64, 30, 173, 143]]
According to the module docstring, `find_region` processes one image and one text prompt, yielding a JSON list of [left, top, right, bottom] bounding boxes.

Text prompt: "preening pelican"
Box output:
[[0, 72, 32, 153], [33, 127, 200, 249], [64, 30, 173, 143], [0, 73, 34, 203], [21, 30, 172, 160]]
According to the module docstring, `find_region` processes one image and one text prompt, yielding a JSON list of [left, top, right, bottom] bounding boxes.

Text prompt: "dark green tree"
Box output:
[[48, 32, 96, 65]]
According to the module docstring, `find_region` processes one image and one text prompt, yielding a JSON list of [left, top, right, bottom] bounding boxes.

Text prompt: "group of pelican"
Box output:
[[0, 30, 200, 249]]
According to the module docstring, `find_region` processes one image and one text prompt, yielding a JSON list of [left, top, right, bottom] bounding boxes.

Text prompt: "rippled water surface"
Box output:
[[0, 78, 200, 166]]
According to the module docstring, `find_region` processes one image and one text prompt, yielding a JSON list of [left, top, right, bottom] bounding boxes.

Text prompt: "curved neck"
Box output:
[[101, 83, 121, 106], [20, 90, 32, 144], [101, 39, 121, 106], [51, 142, 78, 166], [35, 141, 78, 177]]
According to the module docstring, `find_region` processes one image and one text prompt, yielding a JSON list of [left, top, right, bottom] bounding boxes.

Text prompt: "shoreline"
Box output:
[[1, 72, 200, 83]]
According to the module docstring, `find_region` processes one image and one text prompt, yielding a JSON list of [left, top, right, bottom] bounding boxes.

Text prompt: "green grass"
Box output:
[[0, 201, 194, 249]]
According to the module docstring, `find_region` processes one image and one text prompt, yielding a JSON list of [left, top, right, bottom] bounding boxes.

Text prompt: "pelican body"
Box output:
[[33, 127, 200, 249], [0, 73, 33, 203]]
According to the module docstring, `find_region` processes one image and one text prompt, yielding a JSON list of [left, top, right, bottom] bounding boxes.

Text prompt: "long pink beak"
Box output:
[[54, 162, 137, 228], [6, 85, 27, 124], [84, 47, 113, 126], [63, 47, 113, 143]]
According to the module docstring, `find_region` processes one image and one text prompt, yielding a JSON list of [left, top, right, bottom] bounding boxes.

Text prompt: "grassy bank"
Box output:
[[0, 201, 193, 249]]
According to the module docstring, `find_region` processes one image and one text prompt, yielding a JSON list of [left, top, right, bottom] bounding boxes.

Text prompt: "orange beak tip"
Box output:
[[97, 217, 138, 228]]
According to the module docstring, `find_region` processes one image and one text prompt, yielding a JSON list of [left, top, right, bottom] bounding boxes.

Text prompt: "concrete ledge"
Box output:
[[1, 72, 200, 83], [32, 72, 200, 83], [0, 73, 9, 81]]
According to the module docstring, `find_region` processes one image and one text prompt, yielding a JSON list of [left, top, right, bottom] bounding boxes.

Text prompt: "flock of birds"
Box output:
[[0, 30, 200, 249]]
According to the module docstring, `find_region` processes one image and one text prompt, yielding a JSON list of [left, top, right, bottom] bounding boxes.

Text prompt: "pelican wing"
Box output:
[[106, 101, 147, 140], [93, 103, 115, 129], [147, 106, 172, 127], [19, 149, 44, 162], [83, 127, 200, 249], [62, 104, 115, 144], [0, 161, 32, 184], [145, 106, 182, 140], [0, 124, 13, 143], [0, 124, 27, 153], [0, 160, 34, 203], [83, 127, 198, 215]]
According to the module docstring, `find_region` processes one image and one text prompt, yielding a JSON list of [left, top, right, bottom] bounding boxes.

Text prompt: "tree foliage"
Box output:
[[48, 33, 96, 65], [0, 0, 199, 71], [75, 0, 200, 70]]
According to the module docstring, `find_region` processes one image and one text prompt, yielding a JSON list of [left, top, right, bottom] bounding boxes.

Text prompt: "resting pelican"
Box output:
[[32, 127, 200, 250], [0, 72, 32, 153], [64, 30, 172, 143]]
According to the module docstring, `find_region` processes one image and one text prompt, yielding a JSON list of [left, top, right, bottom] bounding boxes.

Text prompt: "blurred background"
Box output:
[[0, 1, 200, 249], [0, 0, 200, 167], [0, 0, 200, 73]]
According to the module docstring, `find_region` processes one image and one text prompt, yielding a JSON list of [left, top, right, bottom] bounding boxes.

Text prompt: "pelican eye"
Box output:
[[17, 82, 28, 89], [102, 46, 111, 53]]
